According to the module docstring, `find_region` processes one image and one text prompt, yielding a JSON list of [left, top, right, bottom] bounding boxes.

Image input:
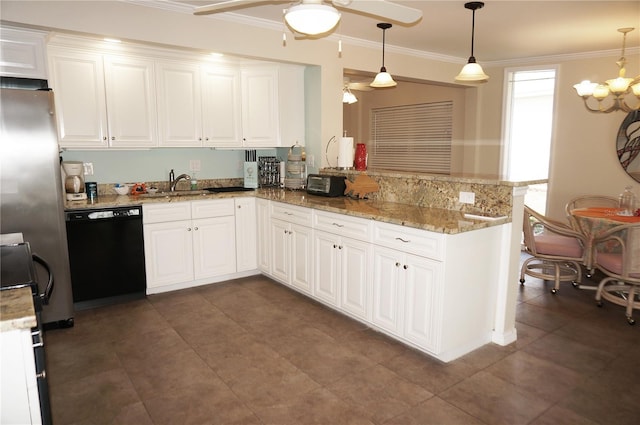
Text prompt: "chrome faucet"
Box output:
[[170, 173, 191, 191]]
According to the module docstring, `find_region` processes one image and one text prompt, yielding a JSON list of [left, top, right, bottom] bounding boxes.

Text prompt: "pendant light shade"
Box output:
[[342, 86, 358, 104], [371, 23, 397, 88], [284, 2, 341, 36], [455, 2, 489, 83]]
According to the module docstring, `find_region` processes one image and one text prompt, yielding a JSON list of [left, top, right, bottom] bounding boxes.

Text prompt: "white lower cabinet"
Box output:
[[372, 245, 441, 352], [269, 202, 313, 294], [234, 197, 257, 272], [270, 218, 313, 294], [143, 199, 237, 292], [256, 198, 271, 273], [314, 230, 370, 320], [0, 328, 42, 425]]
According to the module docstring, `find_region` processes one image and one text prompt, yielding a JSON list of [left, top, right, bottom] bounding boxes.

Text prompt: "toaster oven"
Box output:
[[306, 174, 346, 197]]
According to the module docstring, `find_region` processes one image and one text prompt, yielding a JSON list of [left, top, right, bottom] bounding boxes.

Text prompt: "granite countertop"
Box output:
[[66, 188, 509, 234], [0, 287, 36, 332]]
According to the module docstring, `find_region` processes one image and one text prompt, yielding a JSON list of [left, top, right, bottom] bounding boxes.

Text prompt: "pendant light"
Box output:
[[455, 2, 489, 83], [370, 23, 397, 88]]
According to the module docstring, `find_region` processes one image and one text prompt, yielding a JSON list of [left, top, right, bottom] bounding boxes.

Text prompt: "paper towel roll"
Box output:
[[338, 137, 354, 169]]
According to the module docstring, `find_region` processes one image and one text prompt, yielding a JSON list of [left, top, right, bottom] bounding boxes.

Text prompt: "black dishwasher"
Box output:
[[65, 206, 146, 309]]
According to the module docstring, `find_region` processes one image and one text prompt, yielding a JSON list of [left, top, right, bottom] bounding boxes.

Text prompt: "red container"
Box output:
[[354, 143, 367, 171]]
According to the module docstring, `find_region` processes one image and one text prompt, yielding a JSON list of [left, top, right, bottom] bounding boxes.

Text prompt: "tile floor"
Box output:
[[45, 264, 640, 424]]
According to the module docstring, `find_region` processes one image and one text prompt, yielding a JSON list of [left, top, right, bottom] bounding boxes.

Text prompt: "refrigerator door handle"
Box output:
[[32, 253, 54, 305]]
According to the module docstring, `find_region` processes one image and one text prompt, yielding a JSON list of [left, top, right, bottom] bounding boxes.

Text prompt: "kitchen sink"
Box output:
[[140, 190, 209, 198]]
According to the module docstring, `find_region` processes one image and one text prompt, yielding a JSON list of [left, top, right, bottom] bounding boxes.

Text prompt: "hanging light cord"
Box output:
[[381, 27, 387, 70], [469, 8, 476, 60]]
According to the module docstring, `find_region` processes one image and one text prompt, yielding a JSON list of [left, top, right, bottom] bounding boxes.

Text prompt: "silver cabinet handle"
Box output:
[[111, 136, 115, 140], [395, 237, 410, 243], [194, 227, 198, 231], [187, 227, 192, 231], [338, 245, 343, 249], [403, 264, 408, 270], [32, 330, 43, 348], [36, 370, 46, 379], [332, 223, 344, 227], [395, 262, 401, 267]]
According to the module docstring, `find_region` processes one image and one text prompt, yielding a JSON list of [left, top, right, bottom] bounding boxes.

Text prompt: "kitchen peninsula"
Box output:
[[63, 170, 542, 362]]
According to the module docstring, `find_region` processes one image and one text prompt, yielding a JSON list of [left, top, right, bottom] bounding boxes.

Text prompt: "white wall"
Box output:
[[2, 0, 639, 219]]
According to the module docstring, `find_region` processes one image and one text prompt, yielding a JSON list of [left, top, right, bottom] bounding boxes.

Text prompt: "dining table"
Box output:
[[569, 206, 640, 270]]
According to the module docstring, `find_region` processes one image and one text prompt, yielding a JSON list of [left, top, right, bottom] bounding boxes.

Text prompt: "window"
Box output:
[[502, 67, 557, 213], [369, 101, 453, 174]]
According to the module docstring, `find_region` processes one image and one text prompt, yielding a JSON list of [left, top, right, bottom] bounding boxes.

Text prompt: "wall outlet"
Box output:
[[189, 159, 201, 172], [83, 162, 94, 176], [459, 191, 475, 204], [307, 154, 314, 167]]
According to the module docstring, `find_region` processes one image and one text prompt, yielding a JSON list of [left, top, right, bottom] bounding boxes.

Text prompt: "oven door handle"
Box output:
[[32, 253, 54, 305]]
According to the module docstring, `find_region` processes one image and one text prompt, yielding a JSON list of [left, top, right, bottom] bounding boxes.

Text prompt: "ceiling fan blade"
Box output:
[[333, 0, 422, 24], [194, 0, 279, 16]]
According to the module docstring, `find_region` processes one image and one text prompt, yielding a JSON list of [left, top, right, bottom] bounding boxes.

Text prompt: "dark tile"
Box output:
[[382, 347, 477, 394], [327, 364, 433, 423], [439, 370, 552, 425], [340, 328, 408, 364], [143, 381, 260, 425], [250, 387, 375, 425], [47, 339, 121, 387], [50, 368, 141, 425], [529, 405, 600, 425], [486, 351, 586, 403], [521, 333, 616, 376], [122, 347, 220, 400], [384, 396, 485, 425], [512, 321, 547, 349], [516, 302, 576, 332]]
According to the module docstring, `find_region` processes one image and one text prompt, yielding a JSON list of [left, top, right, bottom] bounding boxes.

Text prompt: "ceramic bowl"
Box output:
[[114, 185, 130, 196]]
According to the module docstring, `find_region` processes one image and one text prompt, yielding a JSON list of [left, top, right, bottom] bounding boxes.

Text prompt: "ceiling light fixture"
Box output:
[[573, 27, 640, 113], [371, 23, 397, 88], [284, 0, 341, 36], [455, 2, 489, 84], [342, 86, 358, 104]]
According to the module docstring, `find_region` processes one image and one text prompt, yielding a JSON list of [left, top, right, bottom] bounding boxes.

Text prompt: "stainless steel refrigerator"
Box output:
[[1, 87, 74, 326]]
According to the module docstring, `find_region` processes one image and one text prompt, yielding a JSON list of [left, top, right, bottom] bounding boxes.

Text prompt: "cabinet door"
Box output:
[[143, 220, 193, 288], [313, 231, 339, 306], [241, 66, 279, 147], [290, 223, 313, 294], [235, 197, 257, 272], [103, 55, 157, 147], [270, 218, 290, 284], [193, 216, 236, 279], [256, 199, 271, 273], [403, 254, 441, 351], [340, 237, 370, 320], [156, 61, 202, 147], [48, 49, 109, 148], [372, 246, 403, 334], [202, 66, 242, 147]]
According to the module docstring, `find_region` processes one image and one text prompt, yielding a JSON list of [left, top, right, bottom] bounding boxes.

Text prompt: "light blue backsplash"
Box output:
[[61, 148, 281, 183]]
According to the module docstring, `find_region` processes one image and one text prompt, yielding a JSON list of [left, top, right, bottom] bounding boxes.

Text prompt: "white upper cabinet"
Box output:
[[155, 61, 203, 147], [156, 62, 242, 147], [202, 65, 243, 147], [241, 66, 279, 147], [0, 27, 48, 79], [241, 64, 305, 147], [48, 45, 157, 149], [47, 35, 305, 149]]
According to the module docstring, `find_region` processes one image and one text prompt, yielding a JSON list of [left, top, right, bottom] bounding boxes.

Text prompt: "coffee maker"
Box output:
[[61, 161, 87, 201]]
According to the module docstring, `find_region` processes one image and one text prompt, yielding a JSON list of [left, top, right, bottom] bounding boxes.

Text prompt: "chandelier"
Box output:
[[573, 27, 640, 113]]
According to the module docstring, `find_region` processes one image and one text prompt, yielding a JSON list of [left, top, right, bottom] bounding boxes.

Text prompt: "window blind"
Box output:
[[369, 101, 453, 174]]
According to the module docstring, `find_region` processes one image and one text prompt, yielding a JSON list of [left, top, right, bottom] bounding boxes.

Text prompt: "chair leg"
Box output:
[[625, 285, 636, 325]]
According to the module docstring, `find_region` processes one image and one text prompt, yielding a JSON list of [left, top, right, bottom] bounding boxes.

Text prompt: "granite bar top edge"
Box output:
[[0, 287, 37, 332]]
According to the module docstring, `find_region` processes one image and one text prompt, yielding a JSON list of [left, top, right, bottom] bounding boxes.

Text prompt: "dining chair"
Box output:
[[593, 222, 640, 325], [521, 205, 587, 294]]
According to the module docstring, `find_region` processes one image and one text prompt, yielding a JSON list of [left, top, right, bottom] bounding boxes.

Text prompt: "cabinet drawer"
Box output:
[[192, 199, 235, 219], [143, 202, 191, 223], [373, 221, 444, 260], [313, 210, 372, 242], [270, 201, 312, 227]]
